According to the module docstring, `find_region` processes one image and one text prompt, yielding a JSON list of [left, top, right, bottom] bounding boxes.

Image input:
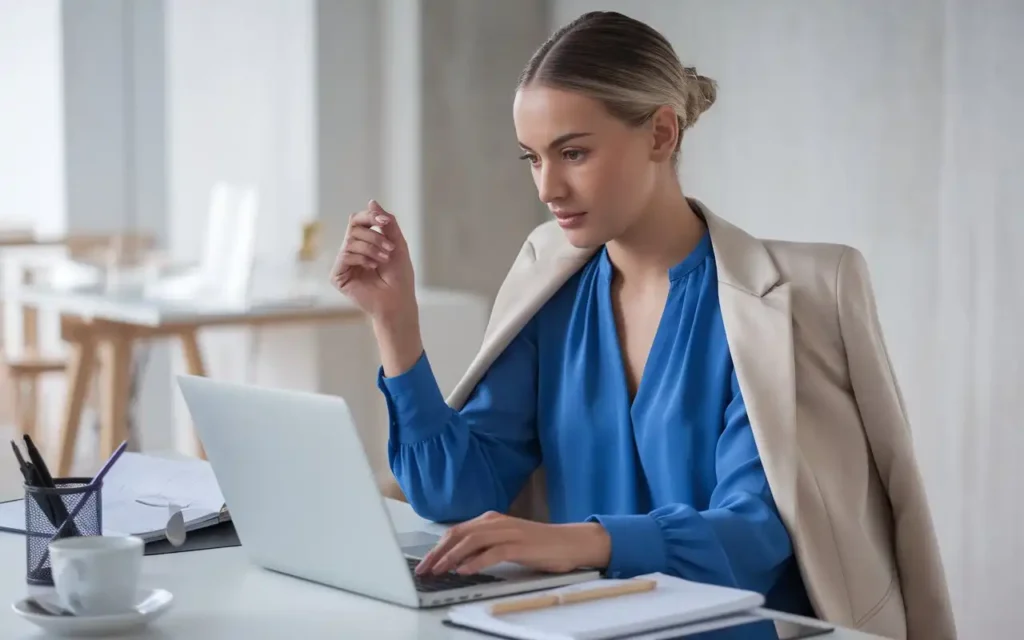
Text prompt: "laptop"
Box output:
[[176, 375, 600, 608]]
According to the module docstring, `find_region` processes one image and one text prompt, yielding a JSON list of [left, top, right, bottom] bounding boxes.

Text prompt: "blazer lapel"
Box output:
[[700, 204, 800, 529], [446, 243, 594, 409]]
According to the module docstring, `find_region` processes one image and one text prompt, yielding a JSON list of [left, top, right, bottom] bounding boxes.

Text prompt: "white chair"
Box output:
[[145, 183, 259, 306]]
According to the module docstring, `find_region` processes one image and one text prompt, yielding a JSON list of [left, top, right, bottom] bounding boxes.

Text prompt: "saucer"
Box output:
[[12, 588, 173, 637]]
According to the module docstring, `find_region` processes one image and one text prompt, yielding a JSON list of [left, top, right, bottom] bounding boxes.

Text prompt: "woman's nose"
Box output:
[[536, 165, 568, 203]]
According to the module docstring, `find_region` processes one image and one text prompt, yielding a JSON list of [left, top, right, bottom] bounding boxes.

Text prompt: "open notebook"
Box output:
[[0, 452, 229, 543], [445, 573, 765, 640]]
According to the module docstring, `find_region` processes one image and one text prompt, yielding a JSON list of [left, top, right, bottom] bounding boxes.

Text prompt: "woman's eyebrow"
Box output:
[[518, 132, 594, 152]]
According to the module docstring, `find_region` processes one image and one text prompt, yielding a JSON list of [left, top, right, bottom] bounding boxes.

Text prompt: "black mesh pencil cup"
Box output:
[[24, 477, 102, 586]]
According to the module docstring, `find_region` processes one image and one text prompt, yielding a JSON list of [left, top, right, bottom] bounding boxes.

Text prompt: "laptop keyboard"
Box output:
[[406, 557, 504, 592]]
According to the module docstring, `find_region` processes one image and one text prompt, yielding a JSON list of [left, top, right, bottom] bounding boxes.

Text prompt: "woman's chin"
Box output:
[[560, 226, 606, 249]]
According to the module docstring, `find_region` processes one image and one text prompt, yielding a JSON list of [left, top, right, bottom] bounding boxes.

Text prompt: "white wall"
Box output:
[[934, 1, 1024, 634], [418, 0, 550, 299], [551, 2, 1022, 636], [61, 0, 131, 234], [380, 0, 424, 275], [0, 0, 65, 235], [0, 0, 165, 239]]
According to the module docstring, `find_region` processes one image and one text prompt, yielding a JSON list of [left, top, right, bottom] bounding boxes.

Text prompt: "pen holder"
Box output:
[[24, 478, 102, 586]]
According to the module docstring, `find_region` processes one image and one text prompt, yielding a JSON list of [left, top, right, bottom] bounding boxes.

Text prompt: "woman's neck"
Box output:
[[604, 179, 706, 287]]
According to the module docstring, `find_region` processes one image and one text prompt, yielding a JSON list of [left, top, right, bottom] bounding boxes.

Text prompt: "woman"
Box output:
[[331, 11, 954, 640]]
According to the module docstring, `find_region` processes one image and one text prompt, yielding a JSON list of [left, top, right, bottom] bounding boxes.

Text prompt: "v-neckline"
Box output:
[[600, 259, 675, 412], [597, 232, 713, 411], [622, 289, 672, 410]]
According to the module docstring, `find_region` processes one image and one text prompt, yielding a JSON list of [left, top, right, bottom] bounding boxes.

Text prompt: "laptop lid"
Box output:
[[176, 374, 420, 607]]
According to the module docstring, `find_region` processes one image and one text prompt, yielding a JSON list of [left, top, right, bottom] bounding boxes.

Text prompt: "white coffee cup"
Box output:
[[49, 535, 144, 616]]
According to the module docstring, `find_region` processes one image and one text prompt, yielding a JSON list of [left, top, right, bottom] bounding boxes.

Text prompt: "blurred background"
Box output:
[[0, 1, 1021, 637]]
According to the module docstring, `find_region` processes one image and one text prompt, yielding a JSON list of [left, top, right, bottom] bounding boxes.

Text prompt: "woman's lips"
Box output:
[[553, 211, 587, 229]]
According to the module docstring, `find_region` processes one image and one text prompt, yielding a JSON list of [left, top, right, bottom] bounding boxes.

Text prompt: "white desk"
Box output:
[[0, 499, 883, 639], [13, 282, 479, 328]]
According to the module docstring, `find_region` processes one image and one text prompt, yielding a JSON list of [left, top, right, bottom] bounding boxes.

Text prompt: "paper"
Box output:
[[98, 452, 226, 539], [0, 453, 226, 541], [446, 573, 765, 640]]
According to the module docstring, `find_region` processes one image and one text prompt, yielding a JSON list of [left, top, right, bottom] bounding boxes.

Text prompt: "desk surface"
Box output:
[[12, 283, 482, 327], [0, 500, 881, 639]]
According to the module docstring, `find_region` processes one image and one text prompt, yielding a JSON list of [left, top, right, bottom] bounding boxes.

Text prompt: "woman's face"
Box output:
[[513, 84, 675, 248]]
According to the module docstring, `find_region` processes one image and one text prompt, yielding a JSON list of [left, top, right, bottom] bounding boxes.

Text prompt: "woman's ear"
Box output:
[[649, 105, 679, 162]]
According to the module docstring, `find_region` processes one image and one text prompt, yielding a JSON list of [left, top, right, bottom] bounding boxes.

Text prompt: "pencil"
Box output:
[[489, 578, 657, 616]]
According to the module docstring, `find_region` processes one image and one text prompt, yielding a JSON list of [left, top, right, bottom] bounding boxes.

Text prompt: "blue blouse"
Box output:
[[379, 231, 812, 639]]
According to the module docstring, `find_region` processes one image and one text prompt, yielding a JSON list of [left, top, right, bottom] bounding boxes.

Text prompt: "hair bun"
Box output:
[[695, 74, 717, 111], [679, 66, 717, 130]]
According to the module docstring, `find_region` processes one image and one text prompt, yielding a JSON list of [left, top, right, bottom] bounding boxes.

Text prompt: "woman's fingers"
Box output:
[[349, 206, 391, 230], [344, 202, 405, 256], [367, 200, 408, 245], [455, 543, 525, 575], [431, 529, 520, 575], [416, 532, 458, 574], [347, 225, 395, 253], [346, 237, 391, 263], [342, 252, 379, 270], [330, 214, 395, 287], [332, 254, 377, 288], [367, 199, 392, 224], [416, 513, 504, 574], [331, 236, 381, 286]]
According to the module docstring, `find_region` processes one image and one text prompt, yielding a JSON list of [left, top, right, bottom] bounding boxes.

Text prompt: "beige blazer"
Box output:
[[380, 200, 956, 640]]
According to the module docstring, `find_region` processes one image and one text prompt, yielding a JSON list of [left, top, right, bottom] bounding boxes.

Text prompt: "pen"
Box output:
[[10, 441, 31, 483], [22, 435, 56, 488], [22, 435, 77, 536], [488, 578, 657, 615], [10, 441, 53, 525]]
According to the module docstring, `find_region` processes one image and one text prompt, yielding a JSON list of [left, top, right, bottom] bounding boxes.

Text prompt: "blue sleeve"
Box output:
[[379, 322, 540, 523], [589, 372, 792, 595]]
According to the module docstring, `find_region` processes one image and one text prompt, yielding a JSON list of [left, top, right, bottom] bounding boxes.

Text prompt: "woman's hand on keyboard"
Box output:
[[414, 511, 611, 576]]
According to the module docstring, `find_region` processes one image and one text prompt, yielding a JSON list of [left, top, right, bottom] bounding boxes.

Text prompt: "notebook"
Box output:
[[445, 573, 765, 640], [0, 452, 229, 543]]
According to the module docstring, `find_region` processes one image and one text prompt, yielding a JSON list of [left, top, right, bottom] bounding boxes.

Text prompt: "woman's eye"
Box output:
[[563, 149, 586, 161], [519, 153, 539, 166]]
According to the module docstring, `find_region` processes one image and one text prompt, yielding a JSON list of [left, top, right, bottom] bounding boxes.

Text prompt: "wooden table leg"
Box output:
[[99, 334, 134, 463], [20, 299, 39, 441], [180, 330, 207, 377], [179, 329, 208, 458], [13, 374, 38, 441], [55, 337, 98, 477]]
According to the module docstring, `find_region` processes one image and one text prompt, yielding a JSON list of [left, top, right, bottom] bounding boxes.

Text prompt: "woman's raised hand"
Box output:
[[330, 200, 416, 320]]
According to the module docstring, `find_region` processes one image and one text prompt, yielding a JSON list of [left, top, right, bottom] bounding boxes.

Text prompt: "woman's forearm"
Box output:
[[372, 304, 425, 377]]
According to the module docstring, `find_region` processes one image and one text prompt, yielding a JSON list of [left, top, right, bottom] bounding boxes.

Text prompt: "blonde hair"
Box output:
[[518, 11, 716, 163]]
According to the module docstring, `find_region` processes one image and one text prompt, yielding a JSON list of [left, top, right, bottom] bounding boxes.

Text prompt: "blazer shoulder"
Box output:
[[762, 239, 853, 287], [764, 238, 878, 300], [760, 240, 873, 349]]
